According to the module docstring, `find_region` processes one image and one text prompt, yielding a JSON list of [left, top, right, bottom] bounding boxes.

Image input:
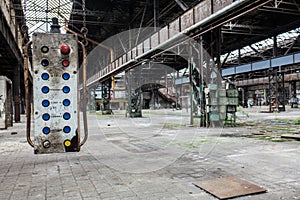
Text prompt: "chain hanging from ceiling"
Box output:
[[82, 0, 86, 28], [80, 0, 88, 45]]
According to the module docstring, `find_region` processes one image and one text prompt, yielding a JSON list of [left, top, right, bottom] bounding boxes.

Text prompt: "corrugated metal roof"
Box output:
[[222, 27, 300, 63]]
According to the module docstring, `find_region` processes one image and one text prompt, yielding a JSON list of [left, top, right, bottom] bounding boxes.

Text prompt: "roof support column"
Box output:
[[273, 35, 278, 57], [13, 63, 20, 122], [215, 27, 222, 71]]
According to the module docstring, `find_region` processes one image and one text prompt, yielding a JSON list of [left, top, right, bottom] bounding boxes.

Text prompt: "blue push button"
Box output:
[[63, 99, 71, 106], [62, 73, 70, 80], [41, 73, 49, 80], [63, 112, 71, 120], [62, 86, 70, 93], [42, 100, 50, 107], [41, 59, 49, 67], [63, 126, 71, 133], [41, 86, 49, 94], [42, 113, 50, 121], [42, 127, 50, 135]]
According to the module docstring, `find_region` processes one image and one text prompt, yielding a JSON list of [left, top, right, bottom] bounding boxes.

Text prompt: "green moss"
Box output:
[[292, 118, 300, 125], [169, 138, 208, 149], [162, 122, 186, 128]]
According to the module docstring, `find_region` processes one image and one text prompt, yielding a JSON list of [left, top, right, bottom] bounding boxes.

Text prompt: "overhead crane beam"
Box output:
[[84, 0, 271, 88]]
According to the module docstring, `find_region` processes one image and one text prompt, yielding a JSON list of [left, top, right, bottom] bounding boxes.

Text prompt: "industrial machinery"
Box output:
[[24, 19, 88, 154], [225, 83, 239, 126], [128, 88, 142, 117], [101, 79, 113, 115], [205, 84, 226, 127], [205, 82, 238, 127]]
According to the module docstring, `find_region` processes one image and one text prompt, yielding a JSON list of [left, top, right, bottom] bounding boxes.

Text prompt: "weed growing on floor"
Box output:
[[236, 106, 250, 119], [168, 138, 208, 149], [291, 118, 300, 125]]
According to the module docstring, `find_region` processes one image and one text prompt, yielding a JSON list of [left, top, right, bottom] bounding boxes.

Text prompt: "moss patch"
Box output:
[[169, 138, 208, 149]]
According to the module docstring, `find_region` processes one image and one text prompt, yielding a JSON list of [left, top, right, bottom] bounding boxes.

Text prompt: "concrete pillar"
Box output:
[[13, 63, 21, 122]]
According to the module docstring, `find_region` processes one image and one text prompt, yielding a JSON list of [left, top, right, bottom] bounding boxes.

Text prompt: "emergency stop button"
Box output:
[[60, 44, 70, 55]]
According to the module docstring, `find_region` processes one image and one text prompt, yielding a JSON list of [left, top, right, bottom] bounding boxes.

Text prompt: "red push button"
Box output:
[[62, 60, 70, 67], [60, 44, 70, 55]]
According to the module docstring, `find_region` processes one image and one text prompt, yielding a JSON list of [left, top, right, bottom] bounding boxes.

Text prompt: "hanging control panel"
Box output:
[[32, 33, 80, 154]]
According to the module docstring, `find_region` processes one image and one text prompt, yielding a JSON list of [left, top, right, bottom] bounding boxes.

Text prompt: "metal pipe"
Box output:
[[24, 40, 34, 148], [79, 41, 88, 147]]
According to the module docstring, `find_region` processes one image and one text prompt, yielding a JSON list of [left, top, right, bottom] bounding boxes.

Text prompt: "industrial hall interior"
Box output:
[[0, 0, 300, 199]]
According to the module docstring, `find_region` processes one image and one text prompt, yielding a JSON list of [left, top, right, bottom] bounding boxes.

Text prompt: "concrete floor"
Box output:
[[0, 107, 299, 199]]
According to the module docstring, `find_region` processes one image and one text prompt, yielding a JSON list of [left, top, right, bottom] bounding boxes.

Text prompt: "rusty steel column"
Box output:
[[276, 72, 286, 112], [13, 63, 21, 122], [290, 81, 296, 98]]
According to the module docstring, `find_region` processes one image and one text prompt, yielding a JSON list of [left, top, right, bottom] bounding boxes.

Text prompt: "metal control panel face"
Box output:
[[32, 33, 79, 154]]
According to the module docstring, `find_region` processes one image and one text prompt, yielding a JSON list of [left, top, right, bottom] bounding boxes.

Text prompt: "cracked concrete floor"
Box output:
[[0, 108, 299, 199]]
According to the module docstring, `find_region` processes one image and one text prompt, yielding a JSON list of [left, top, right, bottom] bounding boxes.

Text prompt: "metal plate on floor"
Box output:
[[194, 177, 266, 199], [281, 134, 300, 140]]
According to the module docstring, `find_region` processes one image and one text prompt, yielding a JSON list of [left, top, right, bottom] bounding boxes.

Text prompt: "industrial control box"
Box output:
[[32, 33, 80, 154]]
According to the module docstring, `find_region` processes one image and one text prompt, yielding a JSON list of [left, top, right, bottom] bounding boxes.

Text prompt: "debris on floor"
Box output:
[[193, 176, 266, 199], [281, 134, 300, 140]]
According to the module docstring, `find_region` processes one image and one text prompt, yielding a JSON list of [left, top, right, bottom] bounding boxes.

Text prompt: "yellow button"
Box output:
[[64, 140, 71, 147], [41, 46, 49, 53]]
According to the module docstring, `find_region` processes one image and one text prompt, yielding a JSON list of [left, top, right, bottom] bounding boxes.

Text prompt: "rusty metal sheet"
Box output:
[[150, 32, 159, 49], [143, 38, 151, 52], [194, 177, 266, 199], [213, 0, 233, 13], [194, 0, 211, 23], [137, 43, 143, 56], [159, 26, 169, 44], [180, 8, 194, 30], [169, 18, 180, 37]]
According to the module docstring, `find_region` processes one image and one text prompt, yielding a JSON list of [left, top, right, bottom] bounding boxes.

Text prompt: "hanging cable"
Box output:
[[82, 0, 86, 28], [78, 40, 88, 147], [23, 0, 27, 18], [21, 0, 29, 45], [81, 0, 88, 46], [24, 40, 34, 148]]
